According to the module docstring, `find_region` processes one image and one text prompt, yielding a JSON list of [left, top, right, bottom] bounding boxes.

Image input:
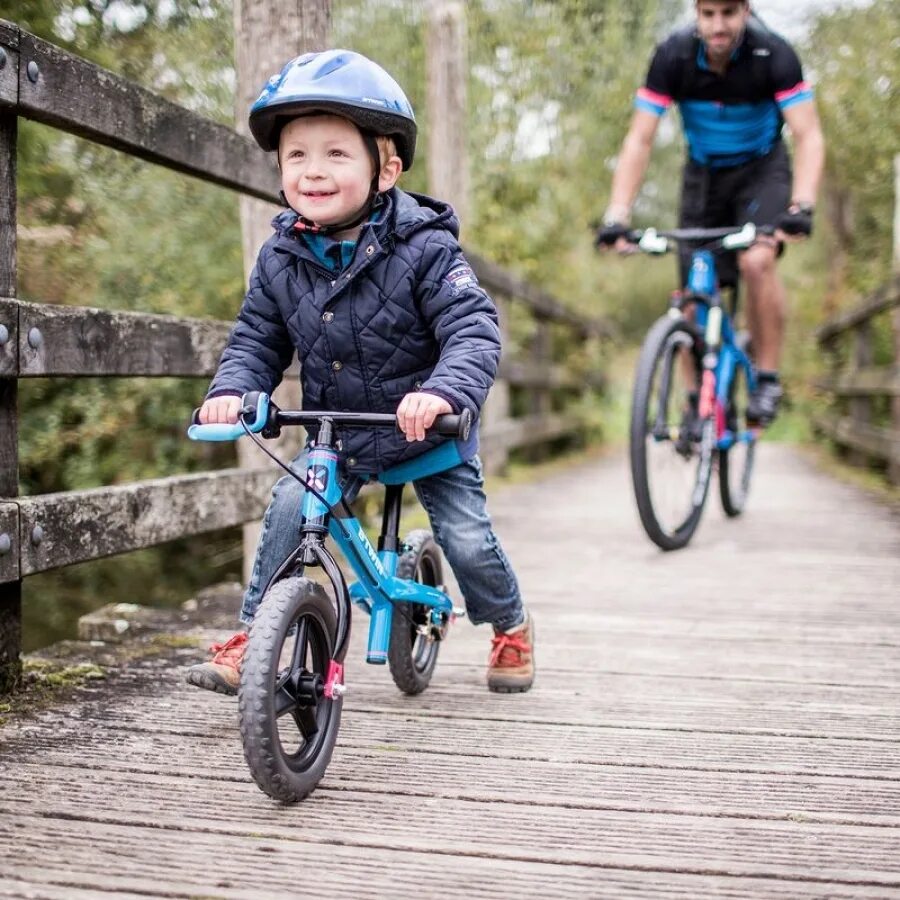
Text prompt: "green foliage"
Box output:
[[805, 0, 899, 296]]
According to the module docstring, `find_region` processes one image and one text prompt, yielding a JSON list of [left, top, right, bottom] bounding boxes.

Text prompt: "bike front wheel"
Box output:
[[719, 357, 757, 517], [388, 530, 446, 695], [630, 315, 714, 551], [239, 576, 342, 803]]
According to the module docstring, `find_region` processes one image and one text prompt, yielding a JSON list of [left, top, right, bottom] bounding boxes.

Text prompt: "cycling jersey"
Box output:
[[635, 25, 814, 168]]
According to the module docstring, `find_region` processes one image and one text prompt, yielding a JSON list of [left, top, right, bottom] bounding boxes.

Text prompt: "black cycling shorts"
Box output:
[[678, 141, 791, 288]]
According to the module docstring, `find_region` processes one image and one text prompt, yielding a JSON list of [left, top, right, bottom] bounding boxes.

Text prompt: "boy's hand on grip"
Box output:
[[199, 395, 242, 425], [397, 392, 453, 442]]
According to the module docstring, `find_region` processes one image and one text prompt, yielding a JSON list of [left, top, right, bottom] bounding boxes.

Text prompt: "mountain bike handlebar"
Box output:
[[187, 391, 472, 443], [625, 222, 773, 255]]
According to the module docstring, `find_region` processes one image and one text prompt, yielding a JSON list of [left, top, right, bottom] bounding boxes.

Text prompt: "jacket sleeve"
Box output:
[[414, 240, 501, 415], [206, 252, 296, 401]]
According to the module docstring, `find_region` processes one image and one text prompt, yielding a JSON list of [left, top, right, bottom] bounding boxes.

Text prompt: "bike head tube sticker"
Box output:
[[307, 466, 329, 492]]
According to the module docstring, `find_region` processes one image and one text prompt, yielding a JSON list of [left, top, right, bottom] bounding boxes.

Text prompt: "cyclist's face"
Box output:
[[278, 115, 375, 230], [695, 0, 750, 60]]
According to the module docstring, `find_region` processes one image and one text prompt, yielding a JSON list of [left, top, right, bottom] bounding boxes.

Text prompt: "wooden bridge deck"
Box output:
[[1, 444, 899, 898]]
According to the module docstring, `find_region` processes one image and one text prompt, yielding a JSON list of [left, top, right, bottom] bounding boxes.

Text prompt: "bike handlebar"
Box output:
[[624, 222, 773, 254], [187, 392, 473, 443]]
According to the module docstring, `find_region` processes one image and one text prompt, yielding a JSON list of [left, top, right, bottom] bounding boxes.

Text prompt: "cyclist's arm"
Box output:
[[606, 109, 661, 224], [782, 101, 825, 208]]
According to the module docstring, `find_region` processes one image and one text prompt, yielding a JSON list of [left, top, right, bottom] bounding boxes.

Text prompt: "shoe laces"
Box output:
[[489, 631, 531, 668], [208, 631, 248, 669]]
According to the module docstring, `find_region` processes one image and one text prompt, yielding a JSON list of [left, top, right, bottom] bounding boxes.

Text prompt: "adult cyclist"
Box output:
[[596, 0, 825, 425]]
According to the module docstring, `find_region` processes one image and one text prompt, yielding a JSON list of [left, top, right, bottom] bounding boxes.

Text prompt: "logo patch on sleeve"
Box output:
[[444, 264, 478, 295]]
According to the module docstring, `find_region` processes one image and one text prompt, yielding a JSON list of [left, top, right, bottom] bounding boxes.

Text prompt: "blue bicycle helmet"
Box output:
[[249, 50, 417, 170]]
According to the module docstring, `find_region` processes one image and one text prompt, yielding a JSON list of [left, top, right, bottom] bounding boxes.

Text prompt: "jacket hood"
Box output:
[[270, 188, 458, 245]]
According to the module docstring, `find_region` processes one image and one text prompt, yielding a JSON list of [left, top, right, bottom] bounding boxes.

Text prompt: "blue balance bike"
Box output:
[[189, 393, 470, 802], [628, 223, 761, 550]]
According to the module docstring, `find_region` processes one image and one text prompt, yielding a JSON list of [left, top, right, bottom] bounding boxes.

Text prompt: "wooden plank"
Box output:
[[7, 725, 899, 826], [0, 502, 17, 583], [0, 26, 18, 107], [10, 299, 231, 377], [816, 366, 900, 397], [482, 411, 583, 451], [467, 250, 613, 339], [813, 414, 900, 465], [15, 468, 275, 577], [815, 276, 900, 344], [500, 358, 604, 391], [15, 30, 280, 202], [0, 20, 21, 49], [4, 778, 900, 886], [5, 820, 874, 900], [0, 296, 15, 376]]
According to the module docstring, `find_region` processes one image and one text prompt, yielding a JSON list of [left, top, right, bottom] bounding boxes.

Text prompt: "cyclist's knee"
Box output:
[[738, 245, 776, 282]]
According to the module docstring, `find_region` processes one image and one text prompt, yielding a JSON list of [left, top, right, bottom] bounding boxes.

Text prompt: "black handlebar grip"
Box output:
[[433, 407, 472, 440]]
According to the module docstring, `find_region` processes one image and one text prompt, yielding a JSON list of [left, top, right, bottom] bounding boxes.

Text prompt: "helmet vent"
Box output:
[[315, 55, 350, 80]]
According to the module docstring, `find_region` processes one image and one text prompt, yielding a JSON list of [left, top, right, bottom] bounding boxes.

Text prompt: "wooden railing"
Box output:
[[0, 21, 610, 690], [813, 275, 900, 484]]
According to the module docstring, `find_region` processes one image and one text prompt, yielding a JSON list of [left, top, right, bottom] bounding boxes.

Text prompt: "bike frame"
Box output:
[[684, 250, 758, 452], [281, 424, 454, 668]]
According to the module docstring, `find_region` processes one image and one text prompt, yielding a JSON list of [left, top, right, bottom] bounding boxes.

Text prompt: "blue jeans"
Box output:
[[240, 454, 524, 632]]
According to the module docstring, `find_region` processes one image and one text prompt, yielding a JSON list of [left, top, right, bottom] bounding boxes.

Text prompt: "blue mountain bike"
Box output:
[[627, 223, 761, 550], [189, 394, 470, 802]]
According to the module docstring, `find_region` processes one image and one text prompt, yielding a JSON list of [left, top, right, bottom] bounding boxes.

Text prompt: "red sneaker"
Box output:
[[185, 631, 248, 696], [487, 613, 534, 693]]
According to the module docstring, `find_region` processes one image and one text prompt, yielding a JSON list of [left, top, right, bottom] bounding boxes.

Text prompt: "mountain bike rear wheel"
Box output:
[[388, 530, 446, 695], [719, 359, 757, 517], [239, 576, 342, 803], [630, 314, 714, 551]]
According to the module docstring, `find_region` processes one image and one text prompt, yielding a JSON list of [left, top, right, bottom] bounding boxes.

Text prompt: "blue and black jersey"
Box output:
[[635, 25, 814, 168]]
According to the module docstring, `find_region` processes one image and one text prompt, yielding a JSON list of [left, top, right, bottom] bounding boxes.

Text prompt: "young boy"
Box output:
[[186, 49, 534, 695]]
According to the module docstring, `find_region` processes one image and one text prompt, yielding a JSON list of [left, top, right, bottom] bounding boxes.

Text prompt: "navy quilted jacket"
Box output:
[[207, 188, 501, 474]]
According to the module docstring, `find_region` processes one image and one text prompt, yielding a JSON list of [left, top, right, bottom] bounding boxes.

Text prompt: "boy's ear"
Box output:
[[378, 155, 403, 192]]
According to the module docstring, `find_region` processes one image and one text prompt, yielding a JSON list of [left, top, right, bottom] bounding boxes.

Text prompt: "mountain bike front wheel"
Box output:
[[239, 576, 342, 803], [630, 314, 715, 551], [388, 530, 446, 695], [719, 358, 757, 517]]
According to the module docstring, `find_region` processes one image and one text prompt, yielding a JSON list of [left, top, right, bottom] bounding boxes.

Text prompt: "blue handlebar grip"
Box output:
[[187, 422, 246, 442], [187, 392, 270, 442]]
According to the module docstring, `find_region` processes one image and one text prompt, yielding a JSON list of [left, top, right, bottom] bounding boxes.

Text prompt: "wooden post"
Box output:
[[890, 154, 900, 484], [426, 0, 469, 231], [527, 320, 552, 462], [848, 321, 874, 469], [232, 0, 331, 584], [480, 293, 511, 474], [0, 109, 21, 693]]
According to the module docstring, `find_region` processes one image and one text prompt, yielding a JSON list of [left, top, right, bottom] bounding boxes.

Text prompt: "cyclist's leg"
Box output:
[[240, 454, 365, 625], [412, 456, 525, 633], [732, 145, 791, 422], [414, 456, 533, 692]]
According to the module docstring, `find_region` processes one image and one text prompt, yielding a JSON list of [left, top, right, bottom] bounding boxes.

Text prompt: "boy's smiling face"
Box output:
[[278, 114, 400, 234]]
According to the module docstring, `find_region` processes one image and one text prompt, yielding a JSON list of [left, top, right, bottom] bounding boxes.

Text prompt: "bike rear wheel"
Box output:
[[239, 576, 342, 803], [388, 530, 446, 695], [630, 315, 714, 551], [719, 359, 757, 517]]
